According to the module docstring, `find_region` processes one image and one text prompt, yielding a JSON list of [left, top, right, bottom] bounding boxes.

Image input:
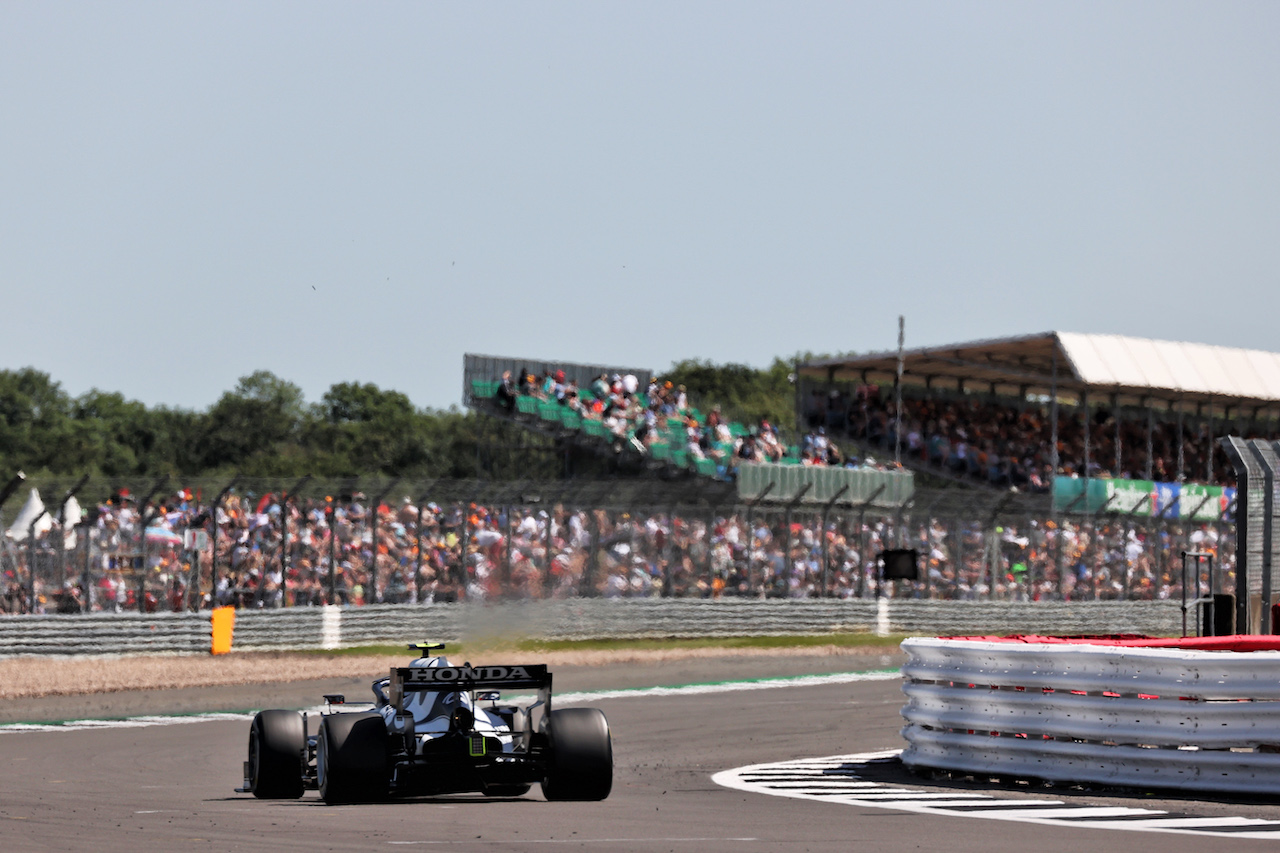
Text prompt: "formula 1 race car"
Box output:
[[236, 642, 612, 804]]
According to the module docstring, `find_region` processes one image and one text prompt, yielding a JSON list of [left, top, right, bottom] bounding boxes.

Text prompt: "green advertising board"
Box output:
[[1052, 477, 1231, 520]]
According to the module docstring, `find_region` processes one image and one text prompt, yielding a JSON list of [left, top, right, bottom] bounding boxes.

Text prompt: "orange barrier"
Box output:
[[210, 606, 235, 655]]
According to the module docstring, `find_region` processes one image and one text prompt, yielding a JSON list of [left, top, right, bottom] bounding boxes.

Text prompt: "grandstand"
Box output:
[[464, 352, 784, 482], [797, 331, 1280, 491], [463, 353, 911, 514]]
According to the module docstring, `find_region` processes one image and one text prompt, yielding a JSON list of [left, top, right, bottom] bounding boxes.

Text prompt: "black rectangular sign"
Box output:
[[396, 664, 551, 690], [879, 548, 919, 581]]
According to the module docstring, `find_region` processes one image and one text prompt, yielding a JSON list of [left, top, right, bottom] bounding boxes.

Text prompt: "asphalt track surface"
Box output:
[[3, 654, 1280, 853]]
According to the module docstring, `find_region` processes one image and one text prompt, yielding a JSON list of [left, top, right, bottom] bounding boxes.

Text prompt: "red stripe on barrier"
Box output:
[[938, 634, 1280, 652]]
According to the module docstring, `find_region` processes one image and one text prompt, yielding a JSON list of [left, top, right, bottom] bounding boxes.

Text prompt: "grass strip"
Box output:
[[301, 633, 910, 658]]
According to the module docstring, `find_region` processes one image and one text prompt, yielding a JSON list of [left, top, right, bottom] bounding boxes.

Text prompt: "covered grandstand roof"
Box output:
[[798, 332, 1280, 412]]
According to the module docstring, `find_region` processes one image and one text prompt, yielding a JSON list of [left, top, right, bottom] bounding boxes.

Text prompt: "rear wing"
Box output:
[[389, 664, 553, 710]]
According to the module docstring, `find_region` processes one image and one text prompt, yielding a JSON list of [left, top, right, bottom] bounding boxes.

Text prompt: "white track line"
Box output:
[[712, 750, 1280, 840]]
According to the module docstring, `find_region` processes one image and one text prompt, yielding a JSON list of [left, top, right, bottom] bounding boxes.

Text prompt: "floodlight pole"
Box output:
[[895, 315, 905, 468]]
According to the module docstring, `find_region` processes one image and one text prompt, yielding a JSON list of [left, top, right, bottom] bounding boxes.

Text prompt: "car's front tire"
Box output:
[[540, 708, 612, 801], [317, 712, 390, 804], [249, 710, 305, 799]]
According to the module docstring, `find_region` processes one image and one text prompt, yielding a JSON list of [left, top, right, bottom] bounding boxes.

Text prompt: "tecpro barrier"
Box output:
[[0, 599, 1181, 656], [900, 636, 1280, 795]]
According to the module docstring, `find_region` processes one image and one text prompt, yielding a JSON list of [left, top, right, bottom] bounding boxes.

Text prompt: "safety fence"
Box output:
[[0, 473, 1236, 622], [900, 636, 1280, 795], [0, 599, 1182, 656]]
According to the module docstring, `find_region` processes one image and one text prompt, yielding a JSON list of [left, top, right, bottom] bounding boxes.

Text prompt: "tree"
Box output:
[[661, 357, 796, 431], [0, 368, 73, 473], [67, 390, 147, 476], [304, 382, 429, 476], [199, 371, 307, 472], [321, 382, 415, 424]]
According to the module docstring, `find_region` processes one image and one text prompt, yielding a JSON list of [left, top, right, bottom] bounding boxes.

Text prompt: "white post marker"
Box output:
[[321, 605, 342, 650]]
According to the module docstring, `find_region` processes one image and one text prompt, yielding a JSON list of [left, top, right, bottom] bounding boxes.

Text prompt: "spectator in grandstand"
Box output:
[[590, 372, 611, 401], [838, 388, 1253, 489], [758, 419, 783, 462], [495, 370, 516, 411]]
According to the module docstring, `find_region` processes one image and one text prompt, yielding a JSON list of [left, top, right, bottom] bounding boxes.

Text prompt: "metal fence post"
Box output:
[[27, 509, 47, 613], [819, 485, 850, 597], [327, 498, 337, 604], [1222, 437, 1263, 634], [81, 517, 94, 613], [1123, 493, 1152, 598], [744, 484, 773, 595], [54, 475, 89, 596], [661, 505, 675, 598], [783, 483, 813, 582], [583, 509, 599, 596], [208, 476, 238, 609], [135, 476, 169, 613], [1246, 441, 1280, 633], [505, 503, 515, 592], [278, 475, 311, 607], [368, 478, 400, 603]]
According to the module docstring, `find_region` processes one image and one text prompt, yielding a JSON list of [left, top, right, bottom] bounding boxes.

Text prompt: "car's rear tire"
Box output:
[[540, 708, 612, 801], [317, 712, 389, 804], [249, 710, 305, 799]]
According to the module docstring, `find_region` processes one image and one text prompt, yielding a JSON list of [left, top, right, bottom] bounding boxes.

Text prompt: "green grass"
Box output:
[[297, 633, 909, 658], [518, 634, 910, 652]]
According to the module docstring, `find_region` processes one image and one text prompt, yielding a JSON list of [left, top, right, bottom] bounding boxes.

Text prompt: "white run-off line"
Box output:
[[712, 750, 1280, 841], [0, 670, 899, 734], [387, 838, 763, 846]]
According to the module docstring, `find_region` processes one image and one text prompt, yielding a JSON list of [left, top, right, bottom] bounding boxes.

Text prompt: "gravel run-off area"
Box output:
[[2, 643, 902, 700]]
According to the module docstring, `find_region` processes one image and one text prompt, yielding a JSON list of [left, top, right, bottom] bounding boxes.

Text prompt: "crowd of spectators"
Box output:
[[2, 486, 1233, 613], [803, 386, 1265, 489], [494, 368, 895, 475]]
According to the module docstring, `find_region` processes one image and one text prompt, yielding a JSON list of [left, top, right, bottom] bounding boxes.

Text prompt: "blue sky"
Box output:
[[2, 2, 1276, 412]]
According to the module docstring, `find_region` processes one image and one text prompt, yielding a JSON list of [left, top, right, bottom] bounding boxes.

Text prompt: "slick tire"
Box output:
[[249, 710, 305, 799], [540, 707, 613, 801], [317, 712, 390, 804]]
